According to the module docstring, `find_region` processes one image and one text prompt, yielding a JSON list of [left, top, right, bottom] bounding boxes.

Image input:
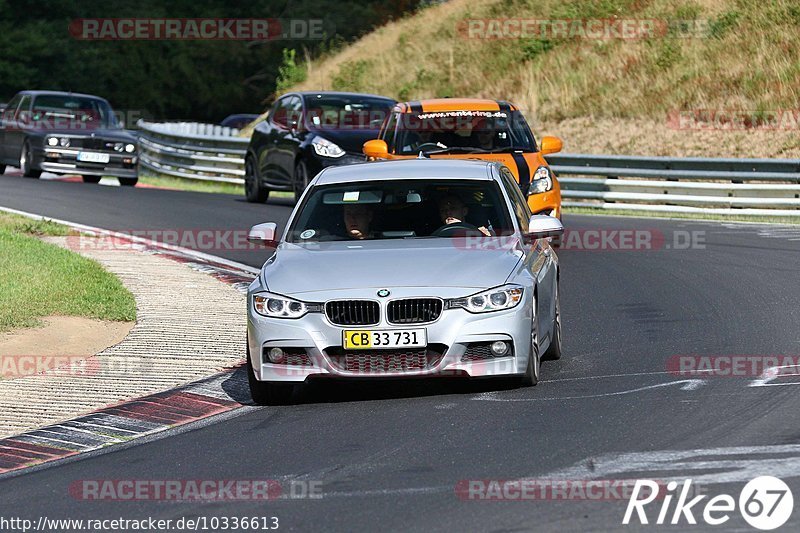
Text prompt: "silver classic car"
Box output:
[[246, 159, 564, 404]]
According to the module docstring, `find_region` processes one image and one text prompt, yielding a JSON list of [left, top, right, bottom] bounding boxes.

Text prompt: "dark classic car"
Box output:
[[0, 90, 139, 185], [244, 91, 395, 202]]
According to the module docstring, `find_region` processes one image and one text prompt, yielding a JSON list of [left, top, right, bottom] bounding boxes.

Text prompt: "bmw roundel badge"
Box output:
[[377, 289, 390, 298]]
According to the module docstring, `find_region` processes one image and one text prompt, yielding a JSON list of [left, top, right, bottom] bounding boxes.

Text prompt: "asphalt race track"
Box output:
[[2, 174, 800, 531]]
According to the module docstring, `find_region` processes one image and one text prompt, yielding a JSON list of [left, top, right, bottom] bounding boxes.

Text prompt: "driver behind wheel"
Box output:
[[343, 203, 375, 240], [437, 194, 491, 237]]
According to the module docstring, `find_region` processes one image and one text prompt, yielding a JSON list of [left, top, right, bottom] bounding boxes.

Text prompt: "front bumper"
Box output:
[[35, 147, 138, 178], [247, 287, 534, 382]]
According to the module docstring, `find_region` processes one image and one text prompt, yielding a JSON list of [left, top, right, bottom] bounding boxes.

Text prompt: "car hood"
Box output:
[[23, 126, 137, 142], [307, 128, 381, 155], [262, 239, 524, 296]]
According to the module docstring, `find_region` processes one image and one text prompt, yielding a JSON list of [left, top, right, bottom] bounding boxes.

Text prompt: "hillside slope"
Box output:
[[290, 0, 800, 157]]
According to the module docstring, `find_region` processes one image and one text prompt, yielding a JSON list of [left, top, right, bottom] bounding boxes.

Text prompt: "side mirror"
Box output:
[[525, 215, 564, 240], [363, 139, 389, 159], [540, 136, 562, 155], [248, 222, 279, 247]]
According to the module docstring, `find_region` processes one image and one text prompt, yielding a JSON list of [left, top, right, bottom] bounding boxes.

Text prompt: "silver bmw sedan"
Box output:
[[246, 159, 564, 404]]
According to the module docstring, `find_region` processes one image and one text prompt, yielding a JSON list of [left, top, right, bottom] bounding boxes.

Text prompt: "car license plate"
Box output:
[[343, 329, 427, 350], [77, 151, 110, 164]]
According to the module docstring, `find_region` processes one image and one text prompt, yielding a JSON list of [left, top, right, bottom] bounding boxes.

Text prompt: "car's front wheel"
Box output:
[[246, 346, 295, 405], [292, 159, 310, 202], [119, 177, 138, 187], [20, 141, 41, 178], [82, 175, 101, 184], [521, 315, 540, 387], [0, 163, 6, 175], [244, 155, 269, 203], [542, 283, 562, 361]]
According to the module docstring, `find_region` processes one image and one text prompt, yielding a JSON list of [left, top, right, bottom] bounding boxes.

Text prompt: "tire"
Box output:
[[244, 154, 269, 203], [119, 177, 138, 187], [542, 283, 562, 361], [246, 345, 295, 405], [520, 313, 540, 387], [20, 141, 41, 178], [292, 159, 310, 203], [82, 175, 101, 184], [0, 164, 6, 175]]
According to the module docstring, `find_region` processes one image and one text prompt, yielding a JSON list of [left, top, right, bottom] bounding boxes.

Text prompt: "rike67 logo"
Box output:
[[624, 477, 793, 530]]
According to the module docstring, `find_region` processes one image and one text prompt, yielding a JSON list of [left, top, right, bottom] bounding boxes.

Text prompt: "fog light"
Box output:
[[268, 347, 285, 363], [45, 151, 60, 159], [491, 341, 509, 356]]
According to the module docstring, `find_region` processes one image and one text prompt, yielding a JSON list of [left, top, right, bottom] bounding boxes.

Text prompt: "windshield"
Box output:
[[30, 95, 117, 129], [390, 110, 536, 155], [287, 179, 515, 242], [305, 96, 393, 131]]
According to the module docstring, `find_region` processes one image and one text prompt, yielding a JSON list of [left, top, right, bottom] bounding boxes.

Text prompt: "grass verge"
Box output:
[[0, 212, 136, 332], [139, 174, 294, 199], [564, 206, 800, 225]]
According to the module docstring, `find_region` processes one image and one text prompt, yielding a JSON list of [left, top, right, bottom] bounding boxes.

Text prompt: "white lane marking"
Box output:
[[0, 205, 261, 275], [473, 379, 706, 401], [541, 370, 716, 383], [543, 444, 800, 484], [749, 364, 800, 387]]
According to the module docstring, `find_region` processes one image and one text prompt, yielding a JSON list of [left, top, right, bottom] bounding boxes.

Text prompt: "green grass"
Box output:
[[0, 213, 136, 332], [0, 212, 72, 237], [564, 206, 800, 225], [139, 174, 294, 199]]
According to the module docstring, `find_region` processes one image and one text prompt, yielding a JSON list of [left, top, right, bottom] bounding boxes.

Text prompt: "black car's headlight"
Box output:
[[253, 292, 318, 319], [311, 136, 345, 158], [46, 136, 70, 148], [446, 285, 524, 313], [529, 166, 553, 195], [125, 143, 136, 153]]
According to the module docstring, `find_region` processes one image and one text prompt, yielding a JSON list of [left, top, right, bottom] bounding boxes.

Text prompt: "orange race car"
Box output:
[[363, 98, 563, 218]]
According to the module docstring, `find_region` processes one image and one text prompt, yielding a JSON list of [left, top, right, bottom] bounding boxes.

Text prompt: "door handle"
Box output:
[[543, 248, 552, 257]]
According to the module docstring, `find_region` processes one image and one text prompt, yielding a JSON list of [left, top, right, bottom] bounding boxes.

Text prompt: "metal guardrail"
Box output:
[[548, 154, 800, 217], [137, 123, 800, 215], [137, 120, 248, 184]]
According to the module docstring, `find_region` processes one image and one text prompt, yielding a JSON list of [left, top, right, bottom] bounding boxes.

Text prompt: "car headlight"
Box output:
[[446, 285, 524, 313], [253, 292, 314, 319], [311, 136, 345, 158], [529, 166, 553, 195], [46, 136, 59, 147], [125, 143, 136, 153], [59, 137, 70, 147], [113, 142, 124, 152]]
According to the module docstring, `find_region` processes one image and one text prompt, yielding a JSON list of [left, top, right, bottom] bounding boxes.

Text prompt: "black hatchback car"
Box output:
[[244, 91, 395, 202], [0, 90, 138, 185]]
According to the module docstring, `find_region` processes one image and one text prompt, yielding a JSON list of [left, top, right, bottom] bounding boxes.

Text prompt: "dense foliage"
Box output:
[[0, 0, 423, 121]]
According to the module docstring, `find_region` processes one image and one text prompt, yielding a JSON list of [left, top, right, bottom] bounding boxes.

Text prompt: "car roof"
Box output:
[[15, 90, 108, 101], [294, 91, 396, 102], [315, 159, 498, 185], [396, 98, 518, 113]]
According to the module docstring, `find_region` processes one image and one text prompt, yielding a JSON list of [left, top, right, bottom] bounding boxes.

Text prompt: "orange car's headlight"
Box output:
[[529, 166, 553, 195]]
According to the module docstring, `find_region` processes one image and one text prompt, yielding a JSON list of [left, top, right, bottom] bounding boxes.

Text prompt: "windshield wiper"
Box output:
[[422, 147, 492, 155], [488, 146, 533, 153]]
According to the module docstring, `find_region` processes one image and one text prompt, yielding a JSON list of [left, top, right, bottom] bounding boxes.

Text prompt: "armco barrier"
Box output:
[[548, 154, 800, 217], [137, 120, 248, 184], [137, 123, 800, 215]]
